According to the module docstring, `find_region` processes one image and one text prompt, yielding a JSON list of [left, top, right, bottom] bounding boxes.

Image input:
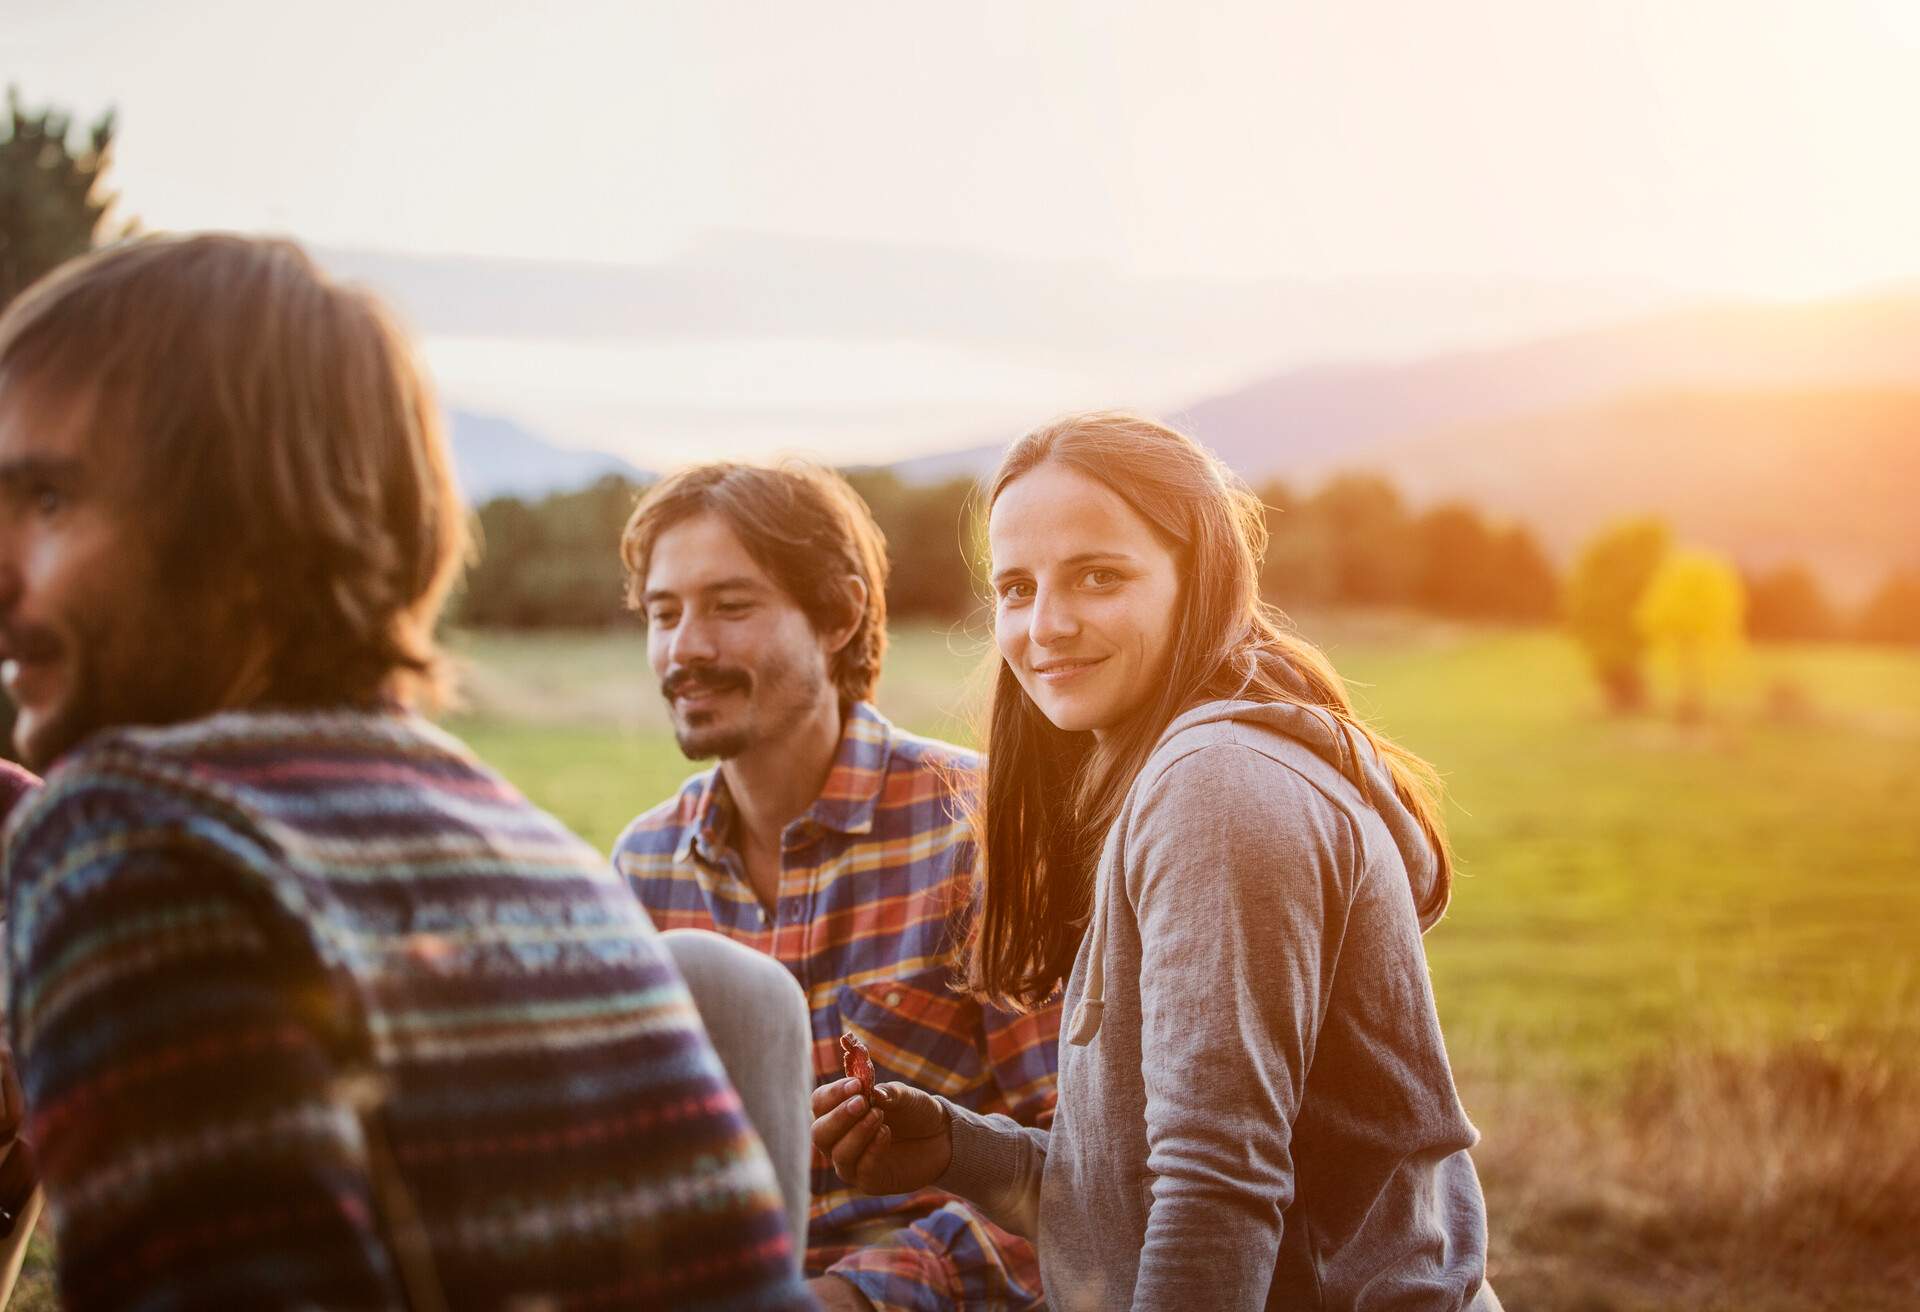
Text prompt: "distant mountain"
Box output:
[[890, 291, 1920, 491], [1373, 387, 1920, 595], [1173, 292, 1920, 480], [449, 409, 648, 503], [883, 292, 1920, 591]]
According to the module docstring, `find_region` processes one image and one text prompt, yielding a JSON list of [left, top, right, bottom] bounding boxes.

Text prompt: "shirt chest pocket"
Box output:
[[835, 974, 988, 1101]]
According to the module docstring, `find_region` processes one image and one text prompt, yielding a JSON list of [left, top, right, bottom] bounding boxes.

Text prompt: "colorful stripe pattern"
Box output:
[[4, 708, 811, 1311], [614, 702, 1061, 1312]]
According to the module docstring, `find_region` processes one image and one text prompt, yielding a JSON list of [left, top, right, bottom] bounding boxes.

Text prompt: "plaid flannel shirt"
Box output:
[[614, 703, 1061, 1312]]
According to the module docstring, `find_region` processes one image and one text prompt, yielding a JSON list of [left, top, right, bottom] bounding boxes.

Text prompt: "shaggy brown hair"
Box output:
[[0, 232, 467, 708], [619, 461, 890, 705]]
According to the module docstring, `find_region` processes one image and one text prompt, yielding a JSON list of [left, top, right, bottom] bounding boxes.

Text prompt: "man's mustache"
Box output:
[[661, 665, 751, 701]]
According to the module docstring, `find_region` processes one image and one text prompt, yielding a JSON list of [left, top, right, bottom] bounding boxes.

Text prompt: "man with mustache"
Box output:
[[615, 464, 1060, 1312], [0, 234, 810, 1310]]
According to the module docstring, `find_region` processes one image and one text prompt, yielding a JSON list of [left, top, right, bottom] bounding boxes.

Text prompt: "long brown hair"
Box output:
[[965, 411, 1453, 1010], [0, 232, 465, 709]]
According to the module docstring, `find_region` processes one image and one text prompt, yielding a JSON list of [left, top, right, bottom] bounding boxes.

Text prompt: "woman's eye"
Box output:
[[998, 581, 1034, 603], [716, 601, 752, 616], [1083, 568, 1119, 587], [32, 486, 64, 517], [649, 610, 679, 627]]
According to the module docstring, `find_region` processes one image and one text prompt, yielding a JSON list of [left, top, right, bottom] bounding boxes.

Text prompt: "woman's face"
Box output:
[[989, 462, 1183, 739]]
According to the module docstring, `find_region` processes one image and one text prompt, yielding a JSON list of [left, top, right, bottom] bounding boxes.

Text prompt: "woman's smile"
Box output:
[[1032, 655, 1107, 684]]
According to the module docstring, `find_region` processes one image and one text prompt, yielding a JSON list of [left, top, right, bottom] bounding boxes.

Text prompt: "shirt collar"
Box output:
[[799, 701, 894, 838], [678, 701, 895, 864], [680, 767, 733, 867]]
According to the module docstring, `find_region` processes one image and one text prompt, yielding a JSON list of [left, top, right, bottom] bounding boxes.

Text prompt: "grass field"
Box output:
[[445, 620, 1920, 1078], [442, 618, 1920, 1309], [13, 619, 1916, 1309]]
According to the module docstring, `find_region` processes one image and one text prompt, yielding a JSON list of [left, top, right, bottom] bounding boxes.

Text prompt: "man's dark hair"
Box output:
[[0, 232, 467, 708], [620, 462, 889, 704]]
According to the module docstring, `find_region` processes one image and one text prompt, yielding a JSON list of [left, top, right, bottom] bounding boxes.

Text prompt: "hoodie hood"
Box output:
[[1153, 697, 1443, 918], [1065, 695, 1443, 1048]]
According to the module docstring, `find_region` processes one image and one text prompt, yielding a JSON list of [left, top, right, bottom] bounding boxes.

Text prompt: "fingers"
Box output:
[[829, 1101, 888, 1184], [809, 1078, 954, 1195], [810, 1081, 892, 1187], [810, 1077, 860, 1119], [868, 1083, 944, 1139], [811, 1076, 888, 1113], [809, 1082, 873, 1160]]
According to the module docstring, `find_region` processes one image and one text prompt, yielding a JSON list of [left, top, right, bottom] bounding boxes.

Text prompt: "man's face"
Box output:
[[641, 512, 841, 761], [0, 384, 233, 770]]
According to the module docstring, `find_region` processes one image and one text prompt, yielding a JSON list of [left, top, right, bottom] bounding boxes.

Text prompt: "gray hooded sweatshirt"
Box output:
[[939, 700, 1495, 1311]]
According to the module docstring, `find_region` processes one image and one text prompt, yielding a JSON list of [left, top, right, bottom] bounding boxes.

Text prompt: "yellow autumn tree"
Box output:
[[1635, 548, 1747, 722], [1565, 517, 1671, 713]]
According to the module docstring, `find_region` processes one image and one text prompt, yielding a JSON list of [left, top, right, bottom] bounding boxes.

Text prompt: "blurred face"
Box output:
[[0, 383, 239, 769], [990, 462, 1183, 739], [641, 511, 842, 761]]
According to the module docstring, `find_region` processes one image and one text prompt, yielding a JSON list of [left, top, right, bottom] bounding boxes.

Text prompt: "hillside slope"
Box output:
[[1368, 387, 1919, 590], [1179, 292, 1920, 478]]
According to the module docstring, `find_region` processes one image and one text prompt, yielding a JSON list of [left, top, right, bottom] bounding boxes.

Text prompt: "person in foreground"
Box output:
[[814, 411, 1500, 1311], [615, 462, 1059, 1312], [0, 758, 41, 1301], [0, 234, 811, 1310]]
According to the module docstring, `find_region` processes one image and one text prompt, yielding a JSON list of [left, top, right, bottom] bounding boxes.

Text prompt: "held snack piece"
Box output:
[[839, 1032, 889, 1106]]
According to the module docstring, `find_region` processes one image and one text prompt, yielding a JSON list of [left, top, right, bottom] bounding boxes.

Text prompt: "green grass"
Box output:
[[447, 621, 1920, 1086], [1331, 629, 1920, 1082], [439, 619, 1920, 1307]]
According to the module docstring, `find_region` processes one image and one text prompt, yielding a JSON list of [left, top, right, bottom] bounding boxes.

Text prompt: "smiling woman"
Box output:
[[967, 409, 1452, 1003], [811, 410, 1498, 1310], [988, 463, 1183, 737]]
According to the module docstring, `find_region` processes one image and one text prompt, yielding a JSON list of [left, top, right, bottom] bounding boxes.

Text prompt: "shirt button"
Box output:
[[885, 991, 903, 1007]]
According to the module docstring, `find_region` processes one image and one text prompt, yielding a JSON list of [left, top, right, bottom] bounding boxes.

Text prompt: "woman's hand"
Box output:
[[810, 1077, 952, 1196]]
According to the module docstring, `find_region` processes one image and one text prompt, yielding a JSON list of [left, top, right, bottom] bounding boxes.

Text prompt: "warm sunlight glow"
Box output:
[[15, 0, 1920, 462], [1867, 0, 1920, 46]]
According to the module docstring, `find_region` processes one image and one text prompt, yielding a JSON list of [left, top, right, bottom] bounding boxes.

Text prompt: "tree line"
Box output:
[[452, 470, 1920, 650], [454, 470, 1553, 629]]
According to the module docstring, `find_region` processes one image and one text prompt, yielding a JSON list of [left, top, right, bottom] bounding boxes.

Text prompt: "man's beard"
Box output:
[[662, 663, 756, 760], [674, 716, 753, 761], [6, 596, 249, 770], [661, 655, 821, 762]]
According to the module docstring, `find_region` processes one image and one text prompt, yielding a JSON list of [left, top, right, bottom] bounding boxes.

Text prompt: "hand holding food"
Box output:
[[838, 1032, 889, 1106], [812, 1038, 952, 1196]]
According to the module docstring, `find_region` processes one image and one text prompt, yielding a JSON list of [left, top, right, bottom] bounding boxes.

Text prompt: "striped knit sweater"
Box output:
[[3, 708, 812, 1311]]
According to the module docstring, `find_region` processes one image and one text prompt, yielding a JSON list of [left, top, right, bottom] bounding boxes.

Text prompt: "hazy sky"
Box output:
[[13, 0, 1920, 466]]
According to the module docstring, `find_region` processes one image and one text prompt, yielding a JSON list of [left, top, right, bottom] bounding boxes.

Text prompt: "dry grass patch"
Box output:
[[1471, 1041, 1920, 1311]]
